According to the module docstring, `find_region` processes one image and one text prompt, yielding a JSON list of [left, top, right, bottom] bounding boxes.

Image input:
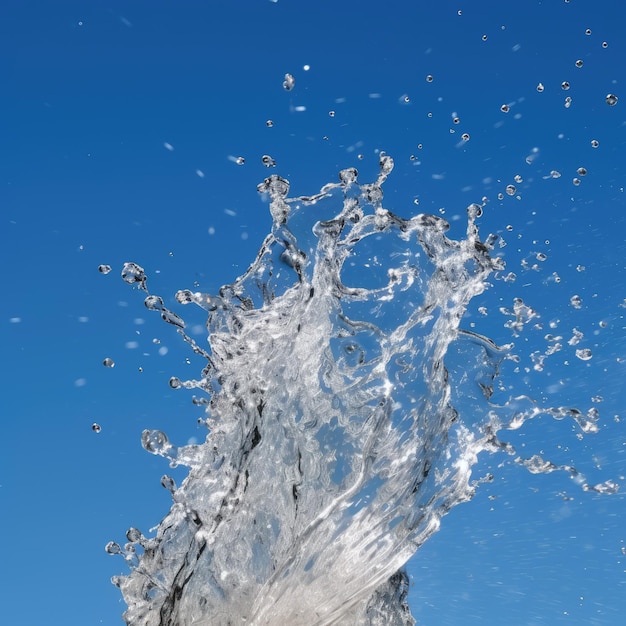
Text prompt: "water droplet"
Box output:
[[144, 295, 164, 311], [261, 155, 276, 168], [591, 139, 599, 148], [339, 168, 358, 184], [98, 264, 112, 274], [575, 59, 583, 68], [536, 82, 545, 92], [141, 429, 171, 455], [585, 28, 592, 35], [570, 295, 583, 309], [501, 104, 510, 113], [561, 81, 570, 90], [514, 174, 523, 183], [161, 474, 177, 493], [573, 177, 581, 186], [482, 34, 488, 41], [379, 153, 394, 175], [564, 96, 572, 108], [92, 423, 101, 433], [453, 116, 460, 124], [602, 41, 608, 48], [236, 156, 245, 165], [505, 184, 516, 196], [105, 541, 122, 555], [103, 357, 115, 368], [329, 110, 336, 116], [576, 348, 593, 361], [265, 119, 274, 127], [577, 167, 587, 176], [282, 73, 295, 91], [461, 133, 470, 141], [121, 262, 147, 288], [126, 527, 142, 543], [606, 93, 618, 106], [426, 74, 434, 82], [169, 376, 182, 389]]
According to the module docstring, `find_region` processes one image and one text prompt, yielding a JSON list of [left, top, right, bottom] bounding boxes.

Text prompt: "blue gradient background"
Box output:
[[2, 1, 625, 624]]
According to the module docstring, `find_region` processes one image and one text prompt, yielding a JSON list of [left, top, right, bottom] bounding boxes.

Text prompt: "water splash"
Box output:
[[110, 156, 608, 625]]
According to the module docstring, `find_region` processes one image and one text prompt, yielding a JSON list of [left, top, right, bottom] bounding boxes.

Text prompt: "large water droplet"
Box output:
[[121, 262, 147, 289], [141, 429, 171, 455], [105, 541, 122, 555]]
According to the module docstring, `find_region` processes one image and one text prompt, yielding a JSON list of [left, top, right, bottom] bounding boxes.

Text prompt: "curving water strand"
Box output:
[[110, 156, 596, 624]]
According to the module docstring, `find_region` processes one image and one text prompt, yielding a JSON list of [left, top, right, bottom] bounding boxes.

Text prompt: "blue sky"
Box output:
[[1, 1, 625, 624]]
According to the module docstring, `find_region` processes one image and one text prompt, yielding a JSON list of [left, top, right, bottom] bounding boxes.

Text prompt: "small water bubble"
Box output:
[[452, 116, 460, 124], [602, 41, 608, 48], [585, 28, 592, 35], [576, 348, 593, 361], [265, 119, 274, 127], [573, 177, 581, 186], [606, 93, 618, 106], [235, 156, 245, 165], [591, 139, 599, 148], [577, 167, 587, 176], [576, 265, 586, 272], [103, 357, 115, 368], [536, 82, 545, 92], [329, 110, 336, 116], [570, 295, 583, 309], [426, 74, 434, 82], [501, 104, 510, 113], [505, 184, 516, 196], [261, 155, 276, 168], [92, 422, 101, 433], [461, 133, 470, 141], [561, 81, 570, 90], [283, 73, 295, 91], [575, 59, 584, 68], [514, 174, 523, 183], [98, 264, 112, 274], [482, 34, 488, 41]]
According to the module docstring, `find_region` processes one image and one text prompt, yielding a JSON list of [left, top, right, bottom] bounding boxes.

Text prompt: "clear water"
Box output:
[[107, 155, 616, 625]]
